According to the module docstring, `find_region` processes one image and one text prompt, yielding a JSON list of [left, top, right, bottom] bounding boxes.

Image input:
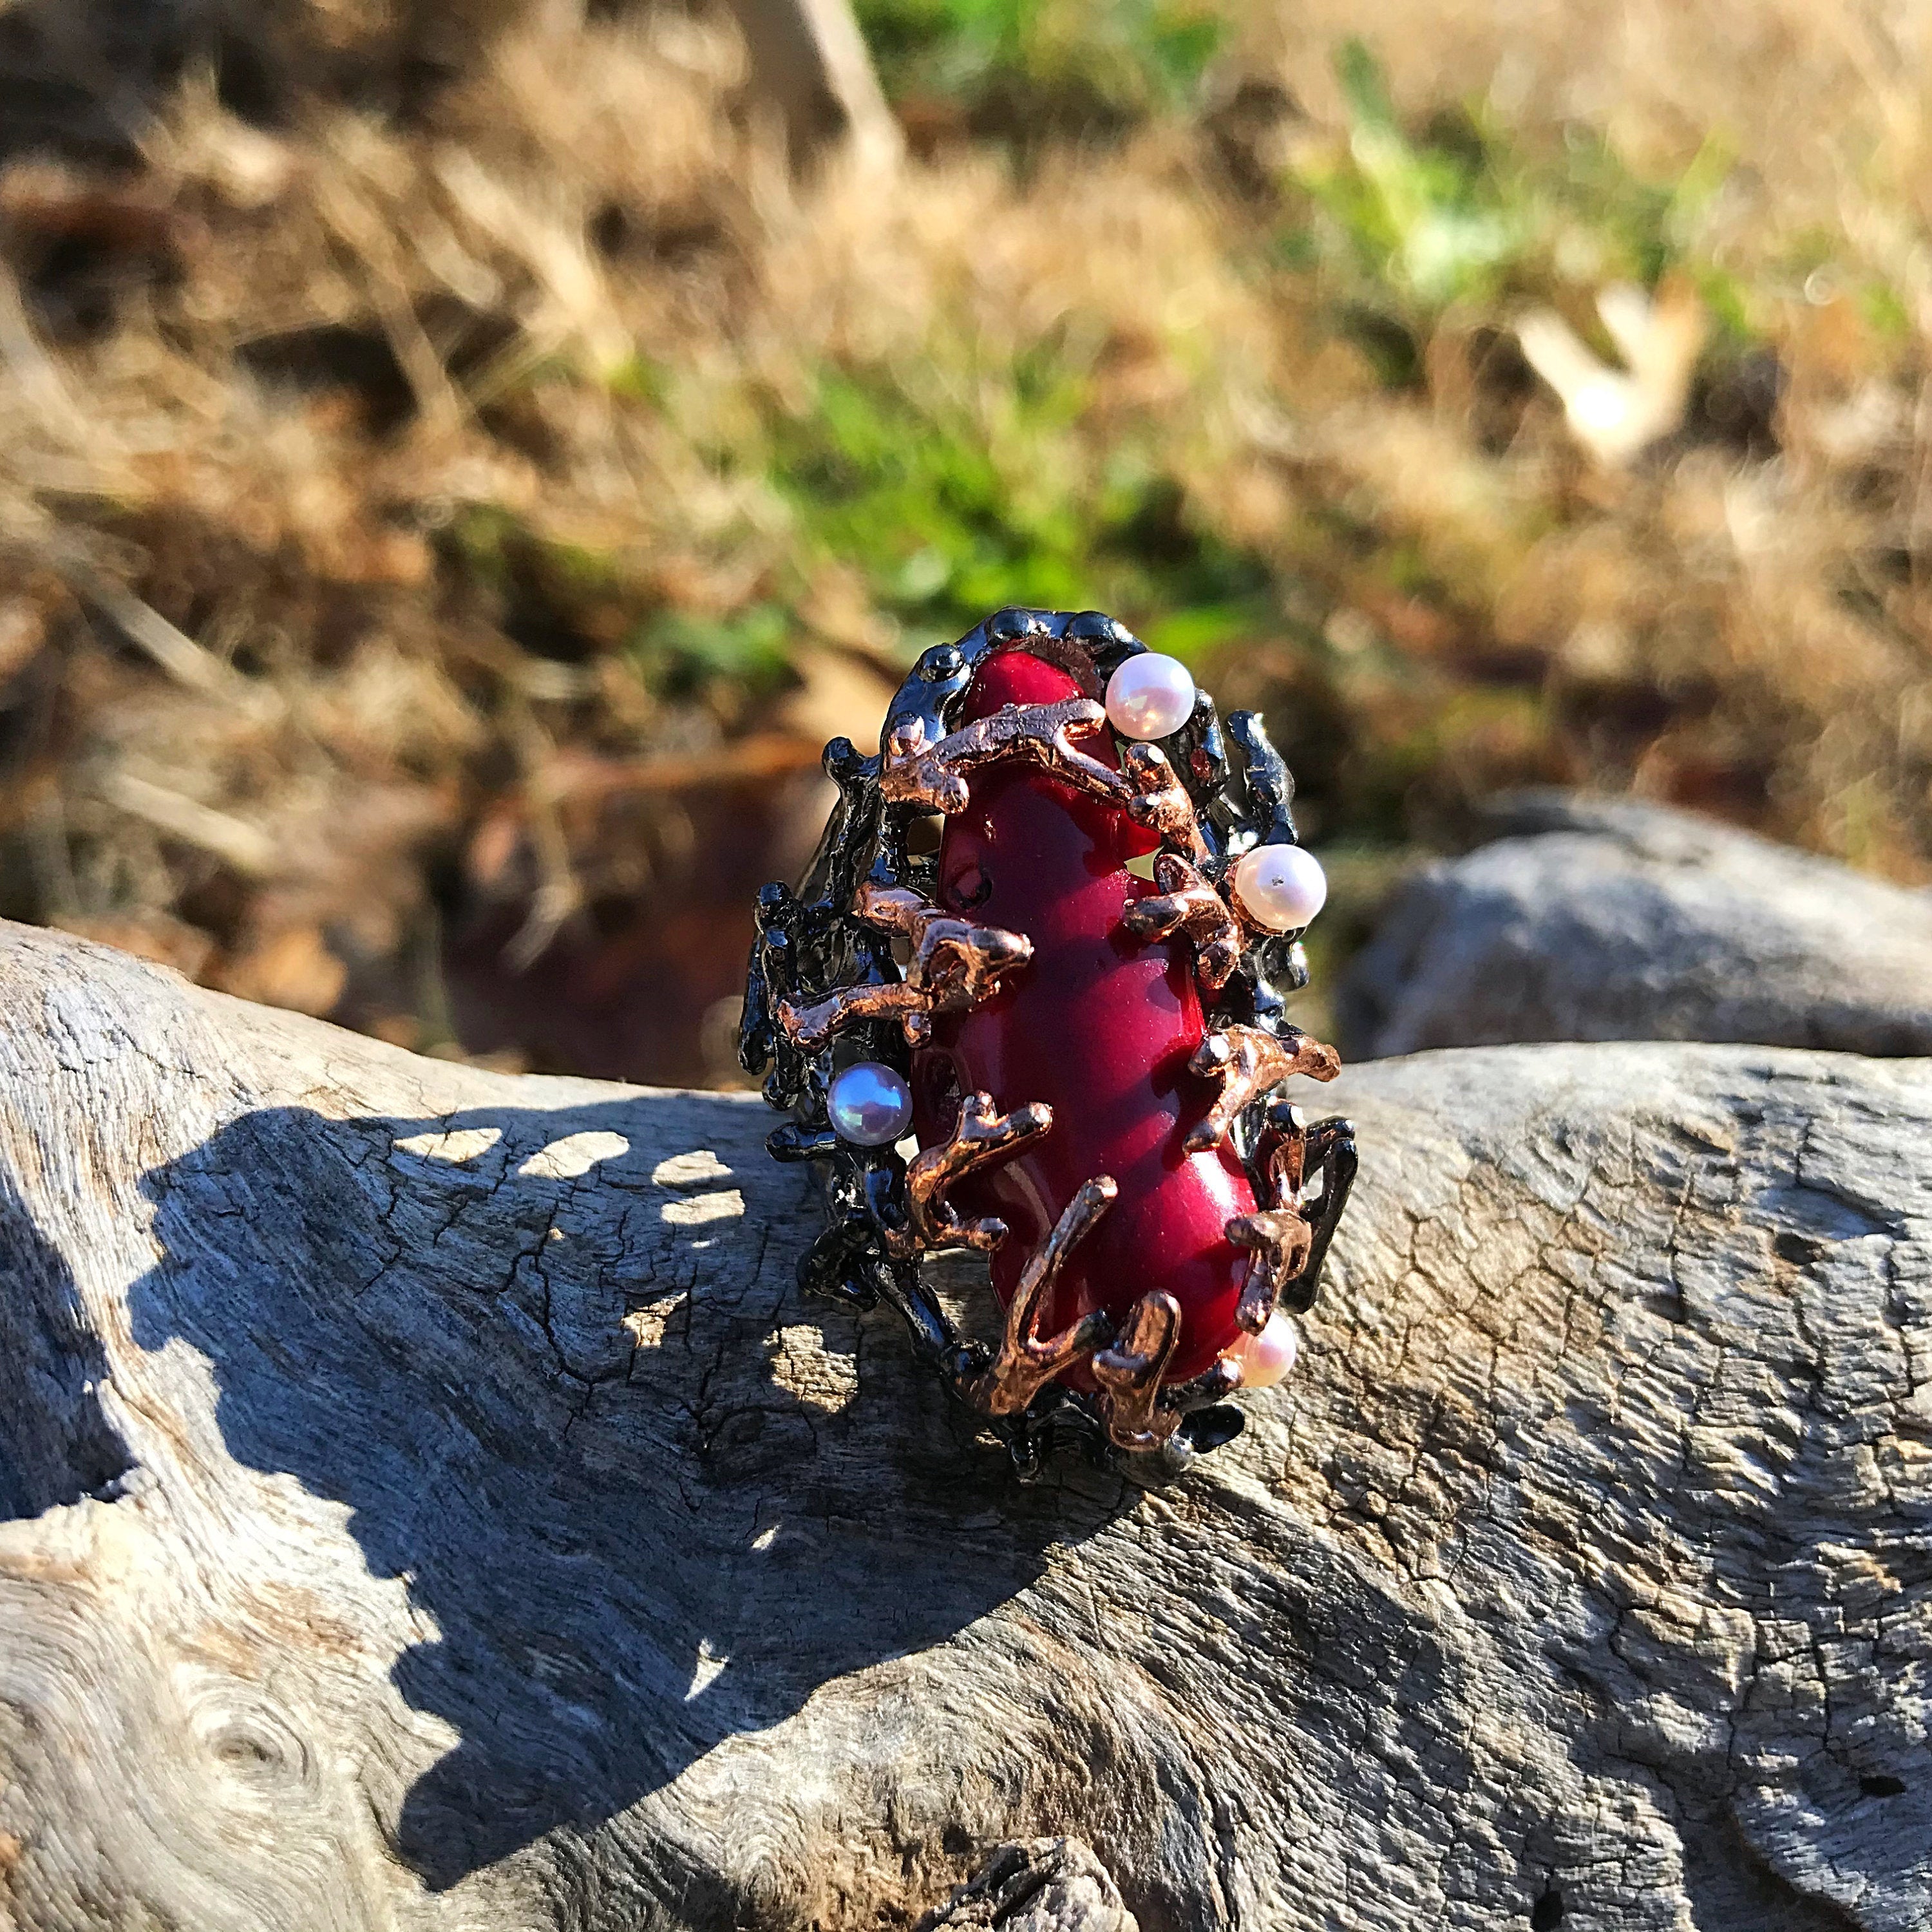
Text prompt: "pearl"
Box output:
[[1229, 843, 1327, 933], [1104, 652, 1197, 741], [1232, 1311, 1300, 1390], [826, 1061, 913, 1146]]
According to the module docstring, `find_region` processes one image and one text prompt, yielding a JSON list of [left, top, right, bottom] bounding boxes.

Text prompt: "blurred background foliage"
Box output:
[[858, 0, 1226, 143], [0, 0, 1925, 1081]]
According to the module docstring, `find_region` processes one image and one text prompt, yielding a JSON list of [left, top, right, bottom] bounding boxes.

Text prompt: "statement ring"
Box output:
[[739, 606, 1356, 1479]]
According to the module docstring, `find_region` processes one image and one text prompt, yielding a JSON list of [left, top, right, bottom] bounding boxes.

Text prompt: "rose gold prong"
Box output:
[[1121, 851, 1241, 993], [1120, 743, 1211, 866], [882, 697, 1131, 815], [1226, 1207, 1315, 1333], [777, 880, 1032, 1054], [886, 1091, 1054, 1258], [1185, 1023, 1341, 1154], [779, 980, 927, 1055], [1092, 1290, 1182, 1450], [971, 1175, 1118, 1416], [1221, 1106, 1318, 1330], [857, 882, 1035, 1041], [850, 882, 945, 939]]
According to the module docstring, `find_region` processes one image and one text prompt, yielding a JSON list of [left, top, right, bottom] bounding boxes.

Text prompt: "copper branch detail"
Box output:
[[1093, 1291, 1183, 1450], [1121, 852, 1241, 993], [1226, 1209, 1315, 1334], [969, 1176, 1118, 1416], [1224, 1104, 1319, 1331], [1184, 1023, 1341, 1154], [889, 1090, 1054, 1258], [779, 881, 1032, 1052], [1120, 743, 1211, 865], [882, 697, 1131, 815]]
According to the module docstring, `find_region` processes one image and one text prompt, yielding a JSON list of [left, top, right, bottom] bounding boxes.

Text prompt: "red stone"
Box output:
[[909, 649, 1255, 1387]]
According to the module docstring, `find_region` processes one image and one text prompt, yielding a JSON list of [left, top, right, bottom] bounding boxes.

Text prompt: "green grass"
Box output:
[[765, 355, 1272, 661], [631, 601, 795, 692], [856, 0, 1224, 137], [1281, 43, 1743, 380], [457, 10, 1926, 874]]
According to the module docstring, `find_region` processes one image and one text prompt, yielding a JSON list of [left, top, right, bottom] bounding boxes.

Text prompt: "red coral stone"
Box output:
[[909, 648, 1254, 1387]]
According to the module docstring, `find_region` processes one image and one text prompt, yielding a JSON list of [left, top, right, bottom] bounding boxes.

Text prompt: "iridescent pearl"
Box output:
[[827, 1061, 913, 1146], [1229, 843, 1327, 933], [1104, 652, 1197, 741], [1232, 1311, 1300, 1389]]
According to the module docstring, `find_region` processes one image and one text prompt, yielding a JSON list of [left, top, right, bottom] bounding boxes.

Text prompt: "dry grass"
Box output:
[[0, 0, 1927, 1077]]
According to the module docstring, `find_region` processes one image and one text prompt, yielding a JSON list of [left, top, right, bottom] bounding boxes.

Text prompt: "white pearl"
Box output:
[[1230, 843, 1327, 932], [827, 1061, 913, 1146], [1104, 652, 1197, 741], [1233, 1311, 1300, 1389]]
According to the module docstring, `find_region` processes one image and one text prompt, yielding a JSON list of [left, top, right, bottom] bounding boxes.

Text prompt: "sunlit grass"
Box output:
[[857, 0, 1225, 138], [2, 0, 1929, 1073]]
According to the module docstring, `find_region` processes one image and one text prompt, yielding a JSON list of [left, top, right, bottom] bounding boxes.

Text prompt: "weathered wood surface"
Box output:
[[921, 1839, 1139, 1930], [1, 918, 1929, 1931], [1340, 793, 1932, 1060]]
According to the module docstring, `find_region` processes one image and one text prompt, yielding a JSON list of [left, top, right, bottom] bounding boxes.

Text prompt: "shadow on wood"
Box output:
[[124, 1092, 1109, 1891], [0, 1167, 130, 1519]]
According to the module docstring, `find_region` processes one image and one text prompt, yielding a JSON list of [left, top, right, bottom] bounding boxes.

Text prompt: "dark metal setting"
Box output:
[[739, 607, 1358, 1482]]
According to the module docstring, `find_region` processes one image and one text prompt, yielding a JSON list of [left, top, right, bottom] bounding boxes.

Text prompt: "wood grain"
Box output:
[[0, 920, 1926, 1930]]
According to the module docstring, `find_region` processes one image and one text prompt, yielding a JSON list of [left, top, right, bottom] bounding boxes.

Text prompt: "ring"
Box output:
[[739, 606, 1356, 1478]]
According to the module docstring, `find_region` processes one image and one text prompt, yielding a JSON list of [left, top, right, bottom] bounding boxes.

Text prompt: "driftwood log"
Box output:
[[1339, 794, 1932, 1061], [1, 919, 1928, 1931]]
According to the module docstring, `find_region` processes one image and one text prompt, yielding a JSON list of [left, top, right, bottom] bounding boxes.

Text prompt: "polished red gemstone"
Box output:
[[909, 649, 1255, 1386]]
